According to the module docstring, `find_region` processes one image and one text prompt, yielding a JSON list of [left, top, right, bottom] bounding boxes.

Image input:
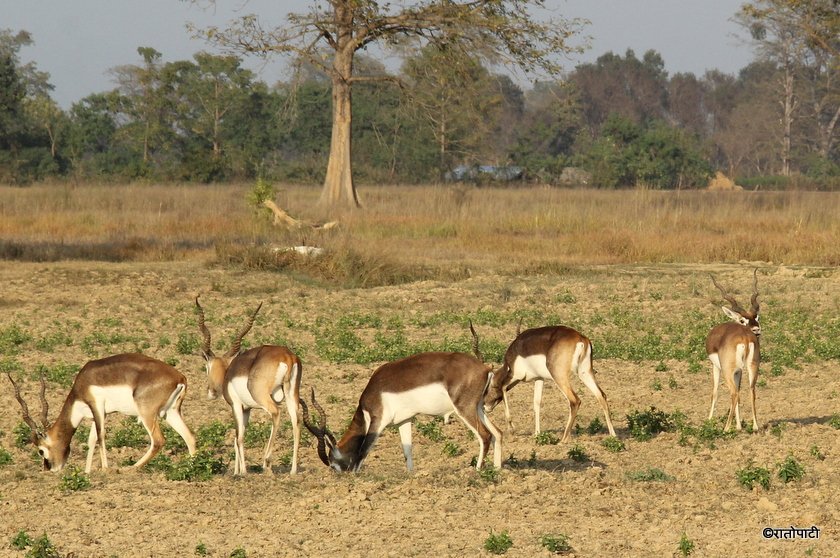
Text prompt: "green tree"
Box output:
[[197, 0, 586, 210]]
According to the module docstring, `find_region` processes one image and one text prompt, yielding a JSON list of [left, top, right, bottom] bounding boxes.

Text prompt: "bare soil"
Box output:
[[0, 261, 838, 557]]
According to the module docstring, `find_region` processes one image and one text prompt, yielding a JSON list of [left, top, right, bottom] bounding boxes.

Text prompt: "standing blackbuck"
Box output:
[[6, 354, 196, 473], [706, 271, 761, 431], [484, 323, 616, 441], [195, 296, 302, 475], [301, 344, 502, 472]]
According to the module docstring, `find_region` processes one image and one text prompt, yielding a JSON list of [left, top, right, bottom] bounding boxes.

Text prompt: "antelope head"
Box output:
[[195, 295, 262, 400], [299, 388, 348, 471], [482, 318, 520, 413], [6, 372, 62, 471], [711, 269, 761, 335]]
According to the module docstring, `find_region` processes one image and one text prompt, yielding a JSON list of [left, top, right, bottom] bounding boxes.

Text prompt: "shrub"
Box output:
[[416, 418, 445, 442], [483, 531, 513, 555], [10, 530, 34, 550], [59, 466, 91, 492], [166, 450, 226, 482], [626, 407, 673, 440], [601, 436, 625, 453], [442, 441, 462, 457], [828, 414, 840, 430], [678, 533, 695, 556], [736, 461, 771, 490], [176, 333, 200, 355], [567, 444, 589, 463], [539, 533, 572, 554], [0, 447, 13, 467], [13, 421, 33, 449], [586, 417, 604, 435], [777, 455, 804, 484], [625, 467, 674, 482], [24, 533, 61, 558], [478, 466, 500, 484], [535, 431, 559, 446], [196, 420, 230, 450], [107, 417, 148, 449]]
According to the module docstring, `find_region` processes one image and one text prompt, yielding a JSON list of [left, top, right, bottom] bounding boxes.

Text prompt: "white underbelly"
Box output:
[[89, 385, 140, 415], [512, 354, 551, 383], [381, 383, 453, 424], [228, 376, 260, 409]]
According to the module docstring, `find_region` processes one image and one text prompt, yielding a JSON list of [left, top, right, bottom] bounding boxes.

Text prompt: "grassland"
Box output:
[[0, 183, 838, 557]]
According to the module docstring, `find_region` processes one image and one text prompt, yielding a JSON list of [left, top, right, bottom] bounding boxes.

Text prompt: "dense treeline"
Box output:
[[0, 23, 837, 188]]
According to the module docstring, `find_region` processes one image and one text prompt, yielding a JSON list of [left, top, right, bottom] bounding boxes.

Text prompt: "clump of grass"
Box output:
[[678, 532, 695, 556], [567, 444, 589, 463], [535, 431, 559, 446], [442, 441, 462, 457], [777, 455, 805, 484], [195, 542, 208, 556], [478, 466, 501, 484], [483, 531, 513, 555], [625, 467, 674, 482], [828, 414, 840, 429], [22, 533, 61, 558], [736, 461, 771, 490], [33, 363, 78, 387], [585, 417, 604, 435], [229, 547, 247, 558], [13, 421, 33, 448], [59, 466, 91, 492], [809, 445, 825, 461], [539, 533, 572, 554], [601, 436, 625, 453], [176, 332, 200, 355], [626, 407, 674, 441]]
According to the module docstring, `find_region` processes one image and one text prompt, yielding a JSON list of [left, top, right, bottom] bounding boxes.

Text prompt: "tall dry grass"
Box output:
[[1, 183, 838, 276]]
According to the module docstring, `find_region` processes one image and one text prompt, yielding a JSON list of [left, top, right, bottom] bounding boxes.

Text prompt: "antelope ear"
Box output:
[[721, 307, 747, 325]]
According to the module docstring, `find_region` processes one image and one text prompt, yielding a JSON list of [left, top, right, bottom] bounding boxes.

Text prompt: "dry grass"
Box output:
[[1, 183, 838, 276]]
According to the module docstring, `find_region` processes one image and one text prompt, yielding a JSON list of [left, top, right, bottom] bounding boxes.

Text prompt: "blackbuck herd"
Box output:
[[6, 273, 761, 476]]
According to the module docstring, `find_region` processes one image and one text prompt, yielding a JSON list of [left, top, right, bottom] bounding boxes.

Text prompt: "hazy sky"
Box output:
[[6, 0, 755, 108]]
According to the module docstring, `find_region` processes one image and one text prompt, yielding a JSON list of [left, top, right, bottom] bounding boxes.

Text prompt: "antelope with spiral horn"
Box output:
[[706, 270, 761, 431], [6, 354, 196, 473], [195, 295, 302, 474], [301, 323, 501, 472]]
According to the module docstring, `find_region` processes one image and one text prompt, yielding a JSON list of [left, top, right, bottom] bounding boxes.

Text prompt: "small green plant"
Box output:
[[736, 461, 771, 490], [107, 417, 148, 449], [625, 467, 674, 482], [777, 455, 805, 484], [687, 361, 702, 374], [567, 444, 589, 463], [677, 532, 695, 556], [585, 417, 604, 435], [650, 379, 662, 391], [828, 414, 840, 430], [667, 375, 678, 389], [810, 445, 825, 461], [626, 407, 673, 441], [59, 466, 91, 492], [442, 441, 462, 457], [601, 436, 625, 453], [11, 530, 34, 550], [176, 333, 200, 355], [654, 361, 668, 372], [539, 533, 572, 554], [0, 447, 13, 467], [483, 531, 513, 555], [195, 542, 208, 556], [247, 177, 277, 212], [534, 431, 559, 445], [555, 291, 577, 304], [770, 422, 787, 439], [196, 420, 230, 450], [415, 418, 445, 442], [24, 533, 60, 558], [13, 421, 33, 449], [230, 547, 247, 558], [244, 421, 273, 448], [166, 450, 226, 482], [478, 466, 500, 484]]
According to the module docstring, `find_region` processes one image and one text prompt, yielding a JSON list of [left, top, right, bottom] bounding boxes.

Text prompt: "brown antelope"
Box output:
[[6, 353, 196, 473], [301, 350, 502, 472], [706, 271, 761, 431], [195, 296, 302, 475], [484, 323, 616, 441]]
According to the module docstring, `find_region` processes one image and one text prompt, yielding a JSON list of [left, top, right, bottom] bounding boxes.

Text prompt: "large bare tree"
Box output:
[[196, 1, 584, 210]]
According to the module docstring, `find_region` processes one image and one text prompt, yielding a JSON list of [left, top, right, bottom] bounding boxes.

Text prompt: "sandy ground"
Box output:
[[0, 261, 838, 557]]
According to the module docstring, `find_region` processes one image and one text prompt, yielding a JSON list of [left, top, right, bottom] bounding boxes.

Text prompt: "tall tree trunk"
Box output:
[[780, 65, 796, 176], [320, 48, 360, 208]]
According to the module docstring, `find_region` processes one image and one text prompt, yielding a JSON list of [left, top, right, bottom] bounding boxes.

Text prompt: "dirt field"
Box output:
[[0, 260, 838, 557]]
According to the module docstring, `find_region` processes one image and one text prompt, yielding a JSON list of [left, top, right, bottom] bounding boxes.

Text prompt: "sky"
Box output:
[[5, 0, 756, 109]]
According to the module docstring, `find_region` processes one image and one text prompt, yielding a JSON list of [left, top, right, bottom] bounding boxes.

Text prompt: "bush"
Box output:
[[59, 466, 91, 492], [166, 450, 226, 482], [0, 447, 13, 467], [24, 533, 61, 558], [11, 530, 34, 550], [626, 407, 674, 440], [535, 431, 559, 446], [483, 531, 513, 555], [601, 436, 625, 453], [567, 444, 589, 462], [736, 461, 771, 490], [540, 533, 572, 554], [777, 455, 804, 484]]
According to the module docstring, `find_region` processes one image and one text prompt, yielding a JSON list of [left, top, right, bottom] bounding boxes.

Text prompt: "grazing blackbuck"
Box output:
[[7, 353, 196, 473]]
